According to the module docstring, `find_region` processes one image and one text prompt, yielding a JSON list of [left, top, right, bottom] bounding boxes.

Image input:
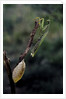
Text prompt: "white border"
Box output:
[[63, 2, 65, 99], [0, 0, 65, 99], [1, 0, 63, 4]]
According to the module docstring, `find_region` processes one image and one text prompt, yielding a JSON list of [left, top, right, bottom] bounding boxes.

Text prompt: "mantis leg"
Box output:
[[39, 18, 44, 29], [42, 25, 48, 31]]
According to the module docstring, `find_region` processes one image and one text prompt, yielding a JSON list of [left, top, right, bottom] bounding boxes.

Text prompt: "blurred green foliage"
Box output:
[[3, 4, 63, 94]]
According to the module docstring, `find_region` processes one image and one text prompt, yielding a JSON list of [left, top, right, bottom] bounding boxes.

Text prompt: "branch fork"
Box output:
[[3, 21, 39, 94]]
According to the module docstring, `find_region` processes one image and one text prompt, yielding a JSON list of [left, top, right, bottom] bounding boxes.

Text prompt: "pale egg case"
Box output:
[[12, 59, 26, 83]]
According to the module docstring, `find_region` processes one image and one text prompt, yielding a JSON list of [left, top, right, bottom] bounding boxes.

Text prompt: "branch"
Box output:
[[3, 51, 15, 94], [3, 21, 39, 94], [19, 21, 39, 62]]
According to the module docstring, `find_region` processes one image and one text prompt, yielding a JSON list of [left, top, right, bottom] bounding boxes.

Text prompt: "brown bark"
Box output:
[[19, 21, 39, 62], [3, 51, 15, 94]]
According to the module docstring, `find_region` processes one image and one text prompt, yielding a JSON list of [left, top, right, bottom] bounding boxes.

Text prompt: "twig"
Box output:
[[19, 21, 39, 62], [3, 21, 39, 94], [3, 51, 15, 94]]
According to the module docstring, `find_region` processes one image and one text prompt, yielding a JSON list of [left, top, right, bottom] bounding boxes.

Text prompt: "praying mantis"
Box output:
[[31, 17, 50, 57]]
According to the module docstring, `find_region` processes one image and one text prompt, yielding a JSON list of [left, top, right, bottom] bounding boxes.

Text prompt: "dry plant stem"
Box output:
[[3, 51, 15, 94], [19, 21, 39, 62], [3, 21, 39, 94]]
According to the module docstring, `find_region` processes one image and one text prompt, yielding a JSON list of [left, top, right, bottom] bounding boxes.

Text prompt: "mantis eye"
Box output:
[[12, 59, 26, 83]]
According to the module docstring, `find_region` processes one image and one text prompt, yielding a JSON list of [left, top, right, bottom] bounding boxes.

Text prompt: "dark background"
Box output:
[[3, 4, 63, 94]]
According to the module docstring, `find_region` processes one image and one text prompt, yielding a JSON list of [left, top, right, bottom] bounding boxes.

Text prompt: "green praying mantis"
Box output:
[[31, 17, 50, 57]]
